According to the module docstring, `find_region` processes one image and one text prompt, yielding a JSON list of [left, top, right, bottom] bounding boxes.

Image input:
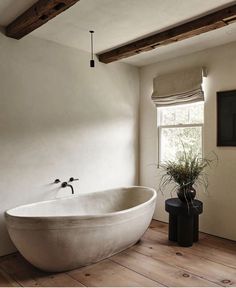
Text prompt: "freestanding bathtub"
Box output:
[[5, 186, 157, 272]]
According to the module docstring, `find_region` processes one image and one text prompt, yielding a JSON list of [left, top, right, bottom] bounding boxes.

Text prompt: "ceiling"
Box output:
[[1, 0, 236, 66]]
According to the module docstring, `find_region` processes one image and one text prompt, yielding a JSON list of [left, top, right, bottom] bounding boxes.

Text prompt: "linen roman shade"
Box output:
[[151, 67, 205, 107]]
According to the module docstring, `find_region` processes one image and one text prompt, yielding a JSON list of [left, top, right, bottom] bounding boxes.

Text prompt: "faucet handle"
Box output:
[[54, 179, 61, 183], [69, 177, 79, 182]]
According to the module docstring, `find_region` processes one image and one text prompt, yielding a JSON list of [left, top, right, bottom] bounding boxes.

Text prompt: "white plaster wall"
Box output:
[[0, 33, 139, 256], [140, 41, 236, 241]]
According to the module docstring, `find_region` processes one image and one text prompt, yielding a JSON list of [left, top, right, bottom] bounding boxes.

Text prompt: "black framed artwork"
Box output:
[[217, 90, 236, 146]]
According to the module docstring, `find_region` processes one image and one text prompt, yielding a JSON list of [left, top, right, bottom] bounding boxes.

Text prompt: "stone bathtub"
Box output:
[[5, 186, 157, 272]]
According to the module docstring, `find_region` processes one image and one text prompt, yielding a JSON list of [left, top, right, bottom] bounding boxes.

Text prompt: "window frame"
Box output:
[[157, 106, 204, 166]]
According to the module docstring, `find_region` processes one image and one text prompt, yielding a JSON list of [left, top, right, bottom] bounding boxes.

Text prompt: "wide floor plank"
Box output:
[[111, 249, 218, 287], [149, 221, 236, 268], [133, 231, 236, 286], [68, 259, 161, 287]]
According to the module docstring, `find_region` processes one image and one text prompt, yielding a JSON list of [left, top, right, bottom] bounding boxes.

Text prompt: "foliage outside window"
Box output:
[[157, 102, 204, 164]]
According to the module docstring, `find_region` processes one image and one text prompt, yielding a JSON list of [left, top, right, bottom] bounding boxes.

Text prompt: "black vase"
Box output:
[[177, 186, 196, 202]]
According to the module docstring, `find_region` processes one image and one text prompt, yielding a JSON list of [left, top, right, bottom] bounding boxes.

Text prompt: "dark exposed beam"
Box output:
[[98, 4, 236, 63], [5, 0, 80, 39]]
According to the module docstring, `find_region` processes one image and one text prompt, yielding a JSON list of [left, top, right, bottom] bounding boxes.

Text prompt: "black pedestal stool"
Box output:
[[165, 198, 203, 247]]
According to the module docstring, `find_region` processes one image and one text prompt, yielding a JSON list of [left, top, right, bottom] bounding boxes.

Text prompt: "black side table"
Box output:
[[165, 198, 203, 247]]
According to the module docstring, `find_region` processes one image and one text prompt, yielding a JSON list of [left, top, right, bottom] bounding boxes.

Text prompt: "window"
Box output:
[[158, 102, 204, 164]]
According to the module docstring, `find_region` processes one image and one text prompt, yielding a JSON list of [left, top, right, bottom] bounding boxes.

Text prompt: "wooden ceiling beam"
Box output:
[[5, 0, 80, 39], [98, 4, 236, 64]]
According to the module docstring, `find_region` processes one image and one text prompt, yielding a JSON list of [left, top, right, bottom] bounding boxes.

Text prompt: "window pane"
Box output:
[[158, 102, 204, 125], [161, 109, 175, 125], [160, 126, 202, 163], [189, 102, 204, 124], [175, 106, 189, 125]]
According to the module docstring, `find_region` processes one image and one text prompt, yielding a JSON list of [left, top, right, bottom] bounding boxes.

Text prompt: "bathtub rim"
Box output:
[[5, 186, 157, 221]]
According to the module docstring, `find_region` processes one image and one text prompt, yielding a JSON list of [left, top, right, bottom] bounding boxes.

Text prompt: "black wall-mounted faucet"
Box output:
[[54, 177, 79, 195], [61, 182, 74, 194]]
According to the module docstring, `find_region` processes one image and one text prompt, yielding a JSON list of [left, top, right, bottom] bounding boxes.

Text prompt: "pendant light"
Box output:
[[89, 30, 95, 67]]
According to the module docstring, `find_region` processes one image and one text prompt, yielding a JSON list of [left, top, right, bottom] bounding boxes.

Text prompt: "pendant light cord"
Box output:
[[90, 30, 94, 61]]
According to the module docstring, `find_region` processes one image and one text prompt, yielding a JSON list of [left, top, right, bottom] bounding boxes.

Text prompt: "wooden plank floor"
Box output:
[[0, 220, 235, 287]]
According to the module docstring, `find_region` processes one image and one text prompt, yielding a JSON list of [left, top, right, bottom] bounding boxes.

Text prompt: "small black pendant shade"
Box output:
[[89, 30, 95, 68]]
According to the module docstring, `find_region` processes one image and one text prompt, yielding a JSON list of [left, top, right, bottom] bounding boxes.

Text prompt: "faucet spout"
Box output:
[[61, 182, 75, 194], [67, 184, 74, 194]]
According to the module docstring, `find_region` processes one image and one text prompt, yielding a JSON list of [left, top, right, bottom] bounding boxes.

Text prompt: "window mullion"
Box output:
[[159, 124, 203, 129]]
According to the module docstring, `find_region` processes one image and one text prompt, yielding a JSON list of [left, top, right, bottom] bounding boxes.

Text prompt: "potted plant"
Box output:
[[159, 150, 217, 203]]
